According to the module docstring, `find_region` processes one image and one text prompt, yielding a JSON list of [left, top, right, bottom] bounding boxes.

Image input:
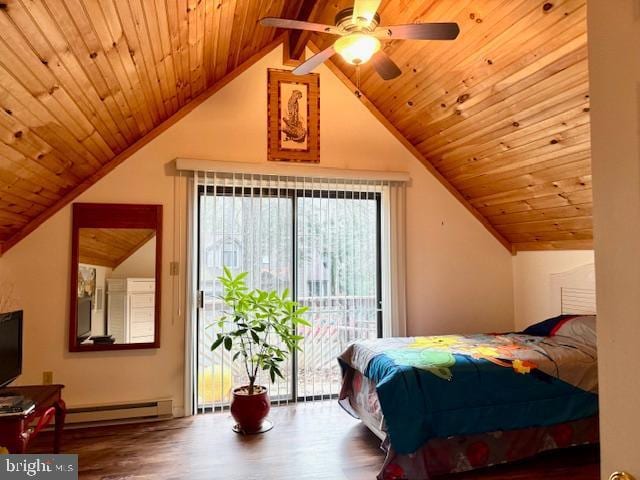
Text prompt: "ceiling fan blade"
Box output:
[[259, 17, 342, 35], [374, 22, 460, 40], [352, 0, 382, 26], [292, 45, 336, 75], [371, 50, 401, 80]]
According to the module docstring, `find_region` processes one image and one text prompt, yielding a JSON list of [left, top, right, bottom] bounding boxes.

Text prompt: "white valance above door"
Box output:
[[174, 158, 411, 183]]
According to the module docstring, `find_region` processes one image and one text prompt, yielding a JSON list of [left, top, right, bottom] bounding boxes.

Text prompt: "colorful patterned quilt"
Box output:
[[341, 369, 598, 480], [338, 317, 598, 455]]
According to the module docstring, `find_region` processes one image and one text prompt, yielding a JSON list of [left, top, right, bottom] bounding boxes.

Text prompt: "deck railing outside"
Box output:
[[197, 294, 379, 410]]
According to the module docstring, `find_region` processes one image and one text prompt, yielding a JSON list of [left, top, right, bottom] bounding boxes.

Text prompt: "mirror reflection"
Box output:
[[76, 228, 156, 346]]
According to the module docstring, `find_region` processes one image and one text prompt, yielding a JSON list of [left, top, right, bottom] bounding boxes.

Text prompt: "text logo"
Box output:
[[1, 455, 78, 479]]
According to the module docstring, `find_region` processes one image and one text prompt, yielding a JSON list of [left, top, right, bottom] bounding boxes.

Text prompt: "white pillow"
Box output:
[[554, 315, 597, 346]]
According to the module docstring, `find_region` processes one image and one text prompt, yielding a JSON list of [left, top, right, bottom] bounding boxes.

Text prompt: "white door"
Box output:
[[589, 1, 640, 478]]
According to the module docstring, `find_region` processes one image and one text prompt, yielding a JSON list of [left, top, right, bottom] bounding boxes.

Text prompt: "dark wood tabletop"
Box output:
[[0, 384, 66, 453], [1, 384, 65, 407]]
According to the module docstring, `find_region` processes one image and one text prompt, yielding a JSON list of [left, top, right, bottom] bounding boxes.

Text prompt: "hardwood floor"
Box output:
[[31, 401, 599, 480]]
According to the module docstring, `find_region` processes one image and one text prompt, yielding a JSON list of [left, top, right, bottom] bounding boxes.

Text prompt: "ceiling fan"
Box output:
[[259, 0, 460, 80]]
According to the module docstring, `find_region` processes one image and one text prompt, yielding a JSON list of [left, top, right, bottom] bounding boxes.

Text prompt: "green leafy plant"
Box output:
[[210, 268, 310, 395]]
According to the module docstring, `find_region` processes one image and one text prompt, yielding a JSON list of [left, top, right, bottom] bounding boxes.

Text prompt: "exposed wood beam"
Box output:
[[283, 0, 322, 66], [280, 1, 305, 21], [0, 35, 286, 256], [282, 33, 305, 68], [307, 41, 513, 253]]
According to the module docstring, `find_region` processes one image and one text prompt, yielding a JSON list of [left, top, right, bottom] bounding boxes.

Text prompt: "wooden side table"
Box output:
[[0, 384, 66, 453]]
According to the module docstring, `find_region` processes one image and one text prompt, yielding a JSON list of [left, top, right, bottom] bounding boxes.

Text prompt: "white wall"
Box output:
[[588, 1, 640, 478], [111, 237, 156, 278], [513, 250, 594, 330], [0, 45, 513, 413]]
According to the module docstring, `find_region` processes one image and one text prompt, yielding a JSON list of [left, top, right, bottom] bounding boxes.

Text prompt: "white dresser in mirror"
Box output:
[[106, 278, 156, 344]]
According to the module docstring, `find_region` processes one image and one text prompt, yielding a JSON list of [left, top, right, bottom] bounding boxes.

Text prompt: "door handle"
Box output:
[[610, 472, 635, 480]]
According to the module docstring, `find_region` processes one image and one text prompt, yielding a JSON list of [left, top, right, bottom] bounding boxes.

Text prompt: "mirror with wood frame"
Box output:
[[69, 203, 162, 352]]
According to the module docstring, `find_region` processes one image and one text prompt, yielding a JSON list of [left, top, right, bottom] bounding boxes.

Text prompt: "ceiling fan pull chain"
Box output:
[[355, 64, 362, 98]]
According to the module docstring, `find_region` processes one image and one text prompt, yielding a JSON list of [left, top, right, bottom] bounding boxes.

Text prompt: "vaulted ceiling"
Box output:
[[310, 0, 591, 252], [0, 0, 590, 254], [79, 227, 155, 268]]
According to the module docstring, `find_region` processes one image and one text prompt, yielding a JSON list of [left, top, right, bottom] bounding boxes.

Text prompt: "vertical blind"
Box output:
[[189, 167, 406, 413]]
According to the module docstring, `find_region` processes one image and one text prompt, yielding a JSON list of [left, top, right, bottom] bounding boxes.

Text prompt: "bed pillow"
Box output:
[[522, 314, 596, 341], [522, 314, 577, 336], [553, 315, 597, 346]]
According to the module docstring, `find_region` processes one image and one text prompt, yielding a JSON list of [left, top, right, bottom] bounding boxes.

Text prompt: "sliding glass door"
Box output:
[[295, 191, 380, 400], [195, 176, 381, 410]]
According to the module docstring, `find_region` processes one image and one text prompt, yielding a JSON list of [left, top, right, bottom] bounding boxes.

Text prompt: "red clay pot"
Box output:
[[230, 386, 270, 433]]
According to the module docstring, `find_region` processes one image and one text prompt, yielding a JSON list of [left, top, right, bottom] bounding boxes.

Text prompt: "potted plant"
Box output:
[[210, 268, 310, 433]]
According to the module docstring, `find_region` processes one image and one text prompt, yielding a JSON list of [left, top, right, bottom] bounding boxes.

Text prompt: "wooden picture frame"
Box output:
[[69, 203, 162, 352], [268, 69, 320, 163]]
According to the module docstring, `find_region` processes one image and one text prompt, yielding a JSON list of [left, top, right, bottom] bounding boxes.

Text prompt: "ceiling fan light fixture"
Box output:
[[334, 33, 381, 65]]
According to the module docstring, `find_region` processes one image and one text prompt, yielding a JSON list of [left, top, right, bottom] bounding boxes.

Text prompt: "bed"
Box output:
[[338, 267, 598, 480]]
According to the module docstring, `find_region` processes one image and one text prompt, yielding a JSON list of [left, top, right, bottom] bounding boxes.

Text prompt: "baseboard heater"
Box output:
[[64, 399, 173, 426]]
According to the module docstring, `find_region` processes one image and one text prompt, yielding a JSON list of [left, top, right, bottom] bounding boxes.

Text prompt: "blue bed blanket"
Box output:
[[338, 319, 598, 455]]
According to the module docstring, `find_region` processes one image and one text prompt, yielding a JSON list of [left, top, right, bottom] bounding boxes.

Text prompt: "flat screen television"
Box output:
[[0, 310, 23, 388], [77, 295, 92, 342]]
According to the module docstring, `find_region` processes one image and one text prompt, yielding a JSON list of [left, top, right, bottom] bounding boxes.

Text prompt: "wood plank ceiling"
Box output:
[[311, 0, 591, 252], [79, 227, 155, 268], [0, 0, 591, 253], [0, 0, 301, 252]]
